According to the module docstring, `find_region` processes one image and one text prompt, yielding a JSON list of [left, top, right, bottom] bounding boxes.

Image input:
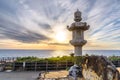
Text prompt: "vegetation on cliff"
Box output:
[[16, 56, 74, 62], [108, 55, 120, 61], [15, 55, 120, 62]]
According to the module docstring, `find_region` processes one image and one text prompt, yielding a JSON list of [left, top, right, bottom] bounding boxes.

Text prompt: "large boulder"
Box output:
[[82, 56, 119, 80]]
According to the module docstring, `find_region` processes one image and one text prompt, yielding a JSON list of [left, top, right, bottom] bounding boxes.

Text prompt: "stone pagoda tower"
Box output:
[[67, 9, 90, 56]]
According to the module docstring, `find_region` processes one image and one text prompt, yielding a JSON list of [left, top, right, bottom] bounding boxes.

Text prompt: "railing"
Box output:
[[11, 60, 120, 71], [1, 57, 120, 71], [0, 57, 18, 62], [112, 61, 120, 67], [13, 61, 74, 71]]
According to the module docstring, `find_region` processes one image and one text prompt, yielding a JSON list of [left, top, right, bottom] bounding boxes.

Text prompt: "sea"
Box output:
[[0, 49, 120, 58]]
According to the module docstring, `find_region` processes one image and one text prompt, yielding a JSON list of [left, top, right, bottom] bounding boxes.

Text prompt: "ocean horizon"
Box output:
[[0, 49, 120, 58]]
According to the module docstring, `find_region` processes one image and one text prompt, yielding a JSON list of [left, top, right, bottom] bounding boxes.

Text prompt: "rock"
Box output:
[[68, 64, 83, 78], [82, 56, 119, 80]]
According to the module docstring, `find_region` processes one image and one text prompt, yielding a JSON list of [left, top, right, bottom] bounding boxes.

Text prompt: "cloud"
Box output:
[[38, 22, 51, 30], [48, 43, 69, 46], [0, 16, 50, 43], [0, 0, 120, 49], [85, 0, 120, 44]]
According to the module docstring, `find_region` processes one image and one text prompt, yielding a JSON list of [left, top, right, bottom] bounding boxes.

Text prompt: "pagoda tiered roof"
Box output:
[[67, 22, 90, 31]]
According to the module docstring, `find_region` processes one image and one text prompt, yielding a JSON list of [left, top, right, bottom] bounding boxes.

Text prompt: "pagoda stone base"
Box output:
[[74, 46, 82, 56]]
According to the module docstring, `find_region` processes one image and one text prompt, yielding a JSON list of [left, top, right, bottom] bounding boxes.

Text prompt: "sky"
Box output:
[[0, 0, 120, 50]]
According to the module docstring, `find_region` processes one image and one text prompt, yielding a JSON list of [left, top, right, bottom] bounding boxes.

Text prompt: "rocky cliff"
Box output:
[[82, 56, 119, 80]]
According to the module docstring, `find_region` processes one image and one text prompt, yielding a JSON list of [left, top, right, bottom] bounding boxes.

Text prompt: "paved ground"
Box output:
[[42, 70, 68, 78], [0, 68, 119, 80], [0, 71, 39, 80]]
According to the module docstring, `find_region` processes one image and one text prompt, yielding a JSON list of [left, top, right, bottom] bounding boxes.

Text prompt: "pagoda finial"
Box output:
[[74, 9, 82, 22]]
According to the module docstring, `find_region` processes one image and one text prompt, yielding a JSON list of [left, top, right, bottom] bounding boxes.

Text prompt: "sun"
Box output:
[[55, 32, 66, 43]]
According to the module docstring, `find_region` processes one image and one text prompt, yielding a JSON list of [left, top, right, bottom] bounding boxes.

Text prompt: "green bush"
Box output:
[[16, 56, 43, 62], [15, 56, 75, 62], [15, 55, 120, 63], [108, 55, 120, 61]]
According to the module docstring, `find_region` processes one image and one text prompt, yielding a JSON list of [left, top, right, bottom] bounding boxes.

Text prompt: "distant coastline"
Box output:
[[0, 49, 120, 58]]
